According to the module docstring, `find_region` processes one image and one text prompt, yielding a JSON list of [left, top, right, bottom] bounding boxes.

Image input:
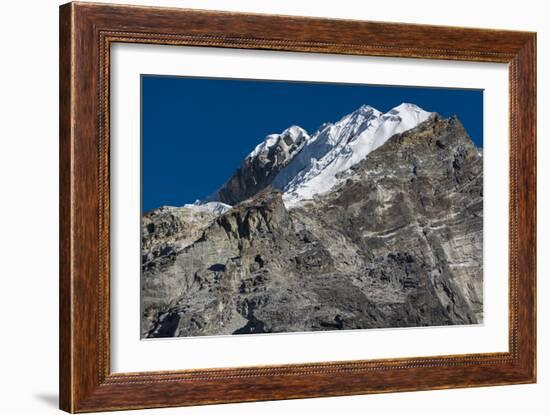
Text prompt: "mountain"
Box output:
[[210, 126, 309, 205], [141, 112, 483, 337], [211, 103, 431, 206]]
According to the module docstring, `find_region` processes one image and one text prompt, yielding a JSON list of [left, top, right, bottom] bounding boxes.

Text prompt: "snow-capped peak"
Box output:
[[279, 103, 432, 206], [355, 104, 381, 115], [284, 125, 308, 138], [392, 102, 424, 112], [202, 102, 432, 211], [247, 125, 309, 159], [383, 103, 430, 125]]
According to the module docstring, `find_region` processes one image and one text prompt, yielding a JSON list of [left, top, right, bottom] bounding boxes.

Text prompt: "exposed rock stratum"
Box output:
[[141, 107, 483, 338]]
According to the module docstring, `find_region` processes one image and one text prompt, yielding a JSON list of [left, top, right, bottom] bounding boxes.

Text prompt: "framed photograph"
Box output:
[[59, 2, 536, 412]]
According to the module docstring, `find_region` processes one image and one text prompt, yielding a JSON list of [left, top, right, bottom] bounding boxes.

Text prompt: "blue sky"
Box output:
[[141, 75, 483, 212]]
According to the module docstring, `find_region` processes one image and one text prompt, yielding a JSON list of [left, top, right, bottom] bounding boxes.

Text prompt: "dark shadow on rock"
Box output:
[[233, 315, 267, 334]]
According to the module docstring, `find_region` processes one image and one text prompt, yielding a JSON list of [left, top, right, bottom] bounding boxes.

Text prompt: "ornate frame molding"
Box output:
[[60, 2, 536, 412]]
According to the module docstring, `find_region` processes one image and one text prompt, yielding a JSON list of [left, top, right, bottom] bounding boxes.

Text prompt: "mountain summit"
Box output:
[[141, 113, 483, 337], [208, 103, 431, 207]]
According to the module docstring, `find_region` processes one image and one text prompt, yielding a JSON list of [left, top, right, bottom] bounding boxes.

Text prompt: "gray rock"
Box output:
[[141, 114, 483, 338]]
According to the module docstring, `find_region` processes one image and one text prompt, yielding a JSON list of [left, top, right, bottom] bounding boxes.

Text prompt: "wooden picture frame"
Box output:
[[59, 2, 536, 412]]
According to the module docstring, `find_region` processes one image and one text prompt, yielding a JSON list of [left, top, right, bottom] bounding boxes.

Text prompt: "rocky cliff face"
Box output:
[[141, 113, 483, 338], [213, 126, 309, 205]]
